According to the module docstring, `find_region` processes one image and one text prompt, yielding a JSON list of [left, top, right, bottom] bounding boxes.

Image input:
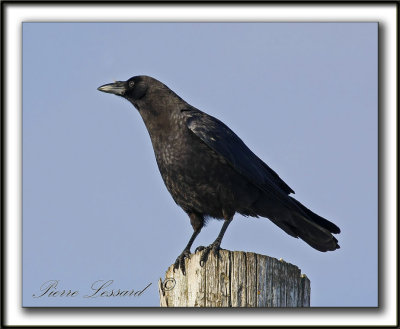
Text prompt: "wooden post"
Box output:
[[158, 249, 310, 307]]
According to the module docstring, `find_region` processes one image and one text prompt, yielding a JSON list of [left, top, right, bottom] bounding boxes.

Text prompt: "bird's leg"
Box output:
[[173, 228, 201, 275], [173, 212, 204, 275], [195, 216, 233, 267]]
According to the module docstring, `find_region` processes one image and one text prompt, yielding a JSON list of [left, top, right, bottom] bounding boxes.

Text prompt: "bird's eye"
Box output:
[[129, 81, 135, 88]]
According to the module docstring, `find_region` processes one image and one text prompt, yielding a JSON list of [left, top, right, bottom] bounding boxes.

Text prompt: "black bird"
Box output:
[[98, 76, 340, 274]]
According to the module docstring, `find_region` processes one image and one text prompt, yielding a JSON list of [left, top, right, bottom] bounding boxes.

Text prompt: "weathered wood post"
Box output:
[[158, 250, 310, 307]]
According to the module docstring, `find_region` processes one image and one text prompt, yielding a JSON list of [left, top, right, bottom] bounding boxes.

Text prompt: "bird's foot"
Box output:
[[195, 242, 221, 267], [173, 248, 191, 275]]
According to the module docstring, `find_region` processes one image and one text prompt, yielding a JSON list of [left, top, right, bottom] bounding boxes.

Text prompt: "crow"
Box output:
[[98, 75, 340, 274]]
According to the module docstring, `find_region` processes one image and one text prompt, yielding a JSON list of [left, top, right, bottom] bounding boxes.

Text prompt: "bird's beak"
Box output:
[[97, 81, 127, 96]]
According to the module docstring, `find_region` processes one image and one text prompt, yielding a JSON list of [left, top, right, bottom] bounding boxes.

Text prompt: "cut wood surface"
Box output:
[[158, 250, 310, 307]]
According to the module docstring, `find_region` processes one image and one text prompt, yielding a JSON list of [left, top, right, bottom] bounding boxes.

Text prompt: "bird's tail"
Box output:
[[254, 196, 340, 252]]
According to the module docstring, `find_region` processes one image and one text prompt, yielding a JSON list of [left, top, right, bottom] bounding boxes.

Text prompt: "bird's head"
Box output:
[[98, 75, 189, 129], [97, 75, 152, 103]]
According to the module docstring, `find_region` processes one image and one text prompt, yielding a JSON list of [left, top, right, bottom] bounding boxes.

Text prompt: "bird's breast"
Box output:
[[151, 128, 234, 216], [143, 112, 248, 218]]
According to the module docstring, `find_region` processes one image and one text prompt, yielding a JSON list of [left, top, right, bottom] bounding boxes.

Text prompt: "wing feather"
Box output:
[[185, 111, 295, 206]]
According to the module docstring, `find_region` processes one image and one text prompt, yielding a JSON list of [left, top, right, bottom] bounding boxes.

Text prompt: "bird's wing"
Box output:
[[185, 111, 295, 200]]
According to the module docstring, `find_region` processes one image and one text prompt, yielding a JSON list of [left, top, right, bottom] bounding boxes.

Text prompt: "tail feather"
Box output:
[[290, 211, 340, 251], [253, 196, 340, 252], [289, 196, 341, 234]]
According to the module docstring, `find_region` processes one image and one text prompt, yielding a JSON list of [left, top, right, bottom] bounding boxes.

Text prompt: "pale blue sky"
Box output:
[[23, 22, 377, 307]]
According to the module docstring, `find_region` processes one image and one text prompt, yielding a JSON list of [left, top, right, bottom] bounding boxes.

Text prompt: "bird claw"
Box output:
[[196, 242, 221, 267], [173, 249, 191, 275], [194, 245, 206, 253]]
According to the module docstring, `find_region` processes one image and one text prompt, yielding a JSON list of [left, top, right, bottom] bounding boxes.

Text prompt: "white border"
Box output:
[[4, 3, 397, 327]]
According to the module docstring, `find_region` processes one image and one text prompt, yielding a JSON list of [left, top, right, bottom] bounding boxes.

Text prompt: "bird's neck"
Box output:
[[137, 104, 183, 144]]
